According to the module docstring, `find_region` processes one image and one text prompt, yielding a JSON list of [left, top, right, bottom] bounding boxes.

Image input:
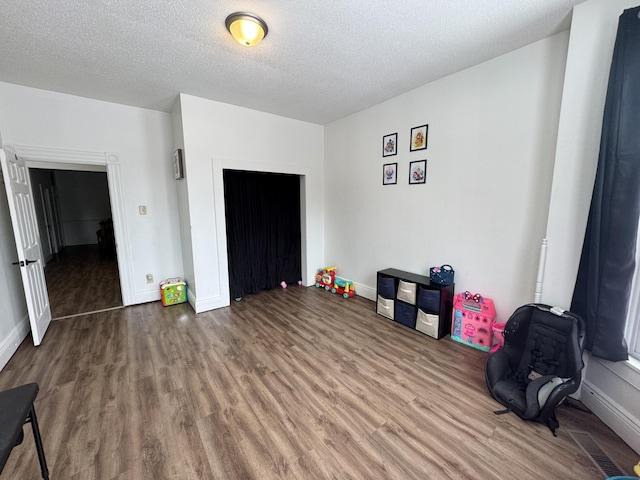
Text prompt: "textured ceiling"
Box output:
[[0, 0, 586, 125]]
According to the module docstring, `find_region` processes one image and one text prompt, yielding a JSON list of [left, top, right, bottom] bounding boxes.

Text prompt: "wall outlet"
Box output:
[[139, 205, 147, 215], [146, 274, 153, 284]]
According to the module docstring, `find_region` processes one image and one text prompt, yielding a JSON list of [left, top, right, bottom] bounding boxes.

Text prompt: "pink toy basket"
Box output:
[[451, 293, 496, 352], [490, 322, 506, 354]]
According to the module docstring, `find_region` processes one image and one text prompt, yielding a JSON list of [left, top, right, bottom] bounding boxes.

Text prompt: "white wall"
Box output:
[[543, 0, 640, 455], [177, 94, 324, 313], [171, 98, 195, 298], [324, 32, 569, 319], [0, 82, 183, 306]]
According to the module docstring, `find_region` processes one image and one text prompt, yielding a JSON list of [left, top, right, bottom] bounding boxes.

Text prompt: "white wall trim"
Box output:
[[133, 290, 161, 304], [184, 276, 227, 313], [581, 378, 640, 455], [12, 144, 108, 165], [194, 295, 228, 314], [355, 282, 376, 302], [0, 316, 29, 372], [599, 355, 640, 388], [187, 287, 196, 311], [6, 144, 135, 306], [320, 281, 375, 302]]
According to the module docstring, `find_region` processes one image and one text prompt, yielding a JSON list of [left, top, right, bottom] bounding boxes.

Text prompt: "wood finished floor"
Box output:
[[0, 286, 637, 479], [44, 245, 122, 319]]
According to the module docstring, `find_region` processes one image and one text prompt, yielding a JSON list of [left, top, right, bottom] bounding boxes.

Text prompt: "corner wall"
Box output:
[[170, 98, 195, 305], [0, 82, 184, 306], [177, 94, 324, 312], [324, 32, 569, 318]]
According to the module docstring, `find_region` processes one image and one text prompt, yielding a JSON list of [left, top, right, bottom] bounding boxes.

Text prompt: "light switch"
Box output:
[[139, 205, 147, 215]]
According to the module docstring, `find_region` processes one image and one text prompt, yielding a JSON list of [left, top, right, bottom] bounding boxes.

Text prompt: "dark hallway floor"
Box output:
[[44, 244, 122, 319]]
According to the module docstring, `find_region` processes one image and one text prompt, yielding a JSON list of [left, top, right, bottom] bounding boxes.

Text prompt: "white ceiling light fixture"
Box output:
[[225, 12, 268, 47]]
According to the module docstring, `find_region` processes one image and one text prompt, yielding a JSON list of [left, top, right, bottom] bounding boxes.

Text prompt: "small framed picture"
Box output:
[[173, 149, 184, 180], [383, 163, 397, 185], [410, 124, 428, 151], [409, 160, 427, 184], [382, 133, 398, 157]]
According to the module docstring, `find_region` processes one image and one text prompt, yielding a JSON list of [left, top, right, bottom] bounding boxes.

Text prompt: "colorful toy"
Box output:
[[315, 266, 336, 290], [160, 277, 187, 306], [490, 322, 506, 354], [315, 267, 355, 299], [451, 292, 496, 352], [331, 277, 355, 298]]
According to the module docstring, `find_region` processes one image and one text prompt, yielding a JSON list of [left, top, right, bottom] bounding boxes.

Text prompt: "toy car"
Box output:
[[331, 277, 355, 298], [315, 266, 336, 290]]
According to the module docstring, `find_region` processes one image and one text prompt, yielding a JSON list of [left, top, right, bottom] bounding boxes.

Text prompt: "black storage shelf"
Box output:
[[376, 268, 454, 340]]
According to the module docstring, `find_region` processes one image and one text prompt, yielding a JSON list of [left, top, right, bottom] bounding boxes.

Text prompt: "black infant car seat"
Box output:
[[485, 304, 586, 436]]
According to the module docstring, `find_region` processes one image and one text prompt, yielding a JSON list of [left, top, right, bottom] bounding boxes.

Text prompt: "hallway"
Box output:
[[44, 245, 122, 319]]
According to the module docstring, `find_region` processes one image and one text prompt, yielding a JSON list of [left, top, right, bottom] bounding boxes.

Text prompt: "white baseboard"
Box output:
[[131, 287, 227, 314], [133, 290, 161, 305], [355, 282, 376, 301], [0, 317, 30, 372], [187, 288, 197, 311], [191, 290, 229, 314], [580, 378, 640, 455]]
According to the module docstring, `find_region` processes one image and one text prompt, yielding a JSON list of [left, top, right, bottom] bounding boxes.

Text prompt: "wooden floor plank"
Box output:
[[0, 286, 637, 479]]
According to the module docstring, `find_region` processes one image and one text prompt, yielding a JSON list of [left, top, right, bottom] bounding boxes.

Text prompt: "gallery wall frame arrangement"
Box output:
[[174, 148, 184, 180], [410, 124, 428, 151], [409, 159, 427, 184], [382, 133, 398, 157], [383, 162, 397, 185], [380, 124, 430, 186]]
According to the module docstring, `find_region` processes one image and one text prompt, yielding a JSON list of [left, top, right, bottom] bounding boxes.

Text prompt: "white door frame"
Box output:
[[8, 144, 135, 306], [212, 157, 310, 311]]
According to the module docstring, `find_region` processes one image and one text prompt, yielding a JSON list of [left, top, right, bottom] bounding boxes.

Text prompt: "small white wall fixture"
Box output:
[[7, 144, 134, 306]]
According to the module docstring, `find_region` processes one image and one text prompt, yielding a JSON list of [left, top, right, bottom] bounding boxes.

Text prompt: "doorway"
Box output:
[[29, 167, 122, 318], [223, 170, 302, 300]]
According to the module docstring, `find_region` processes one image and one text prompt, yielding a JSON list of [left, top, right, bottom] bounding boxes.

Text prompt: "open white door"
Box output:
[[0, 148, 52, 345]]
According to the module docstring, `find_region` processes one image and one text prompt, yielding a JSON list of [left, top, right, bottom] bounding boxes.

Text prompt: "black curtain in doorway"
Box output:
[[571, 6, 640, 362], [224, 170, 302, 300]]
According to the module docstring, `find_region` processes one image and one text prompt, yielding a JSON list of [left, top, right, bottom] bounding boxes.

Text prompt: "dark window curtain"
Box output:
[[571, 6, 640, 362], [224, 170, 301, 300]]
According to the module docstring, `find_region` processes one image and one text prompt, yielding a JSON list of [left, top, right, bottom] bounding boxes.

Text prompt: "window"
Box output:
[[625, 222, 640, 361], [627, 284, 640, 361]]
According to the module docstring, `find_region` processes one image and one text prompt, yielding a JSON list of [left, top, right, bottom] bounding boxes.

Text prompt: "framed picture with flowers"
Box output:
[[409, 159, 426, 184], [410, 124, 428, 151]]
